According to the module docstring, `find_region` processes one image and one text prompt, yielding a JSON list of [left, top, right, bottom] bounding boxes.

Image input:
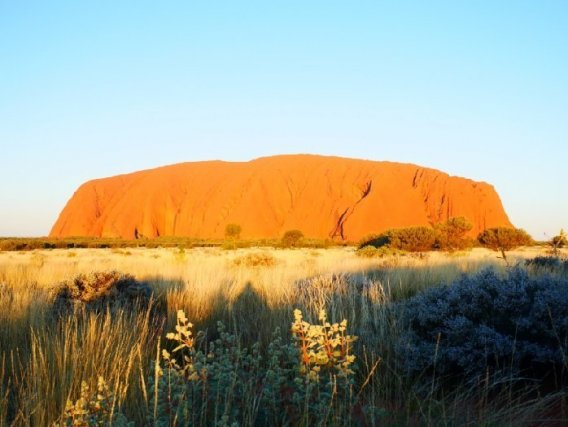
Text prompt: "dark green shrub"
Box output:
[[399, 268, 568, 386], [363, 227, 436, 252], [358, 233, 389, 249], [478, 227, 533, 261], [434, 216, 473, 251], [281, 229, 304, 248]]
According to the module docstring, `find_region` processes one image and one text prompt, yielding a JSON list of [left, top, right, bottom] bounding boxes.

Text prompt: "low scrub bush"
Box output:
[[398, 267, 568, 387], [281, 230, 304, 248], [52, 271, 152, 313], [360, 227, 436, 252], [224, 223, 242, 239]]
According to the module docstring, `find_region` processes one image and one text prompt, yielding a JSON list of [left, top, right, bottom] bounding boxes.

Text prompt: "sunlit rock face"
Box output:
[[50, 154, 513, 240]]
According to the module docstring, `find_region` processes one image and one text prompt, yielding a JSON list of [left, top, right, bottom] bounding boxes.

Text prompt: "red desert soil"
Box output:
[[50, 155, 513, 241]]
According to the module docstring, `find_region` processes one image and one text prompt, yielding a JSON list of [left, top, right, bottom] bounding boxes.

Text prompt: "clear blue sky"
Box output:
[[1, 1, 566, 239]]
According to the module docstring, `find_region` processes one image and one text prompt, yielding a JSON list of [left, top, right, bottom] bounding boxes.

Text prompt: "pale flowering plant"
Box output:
[[162, 309, 199, 379], [148, 307, 361, 425], [53, 376, 131, 427], [290, 308, 357, 382]]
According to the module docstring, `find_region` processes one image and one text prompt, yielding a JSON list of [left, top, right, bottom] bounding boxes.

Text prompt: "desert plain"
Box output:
[[1, 243, 566, 426]]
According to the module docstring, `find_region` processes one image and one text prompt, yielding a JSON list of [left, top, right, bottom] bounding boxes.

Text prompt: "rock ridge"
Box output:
[[50, 154, 513, 240]]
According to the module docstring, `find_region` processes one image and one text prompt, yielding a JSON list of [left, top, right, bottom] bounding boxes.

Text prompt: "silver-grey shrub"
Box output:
[[398, 267, 568, 385]]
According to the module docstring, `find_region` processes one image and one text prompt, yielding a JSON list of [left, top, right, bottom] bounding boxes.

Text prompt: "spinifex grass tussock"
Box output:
[[52, 270, 152, 315], [0, 246, 566, 425], [231, 251, 278, 267]]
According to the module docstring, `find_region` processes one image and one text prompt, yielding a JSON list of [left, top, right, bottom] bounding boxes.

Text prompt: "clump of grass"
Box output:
[[112, 248, 132, 256], [356, 245, 405, 259], [6, 308, 156, 425], [232, 251, 277, 267]]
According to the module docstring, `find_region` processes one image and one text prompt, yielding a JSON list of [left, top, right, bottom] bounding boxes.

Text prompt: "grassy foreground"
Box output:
[[0, 246, 566, 426]]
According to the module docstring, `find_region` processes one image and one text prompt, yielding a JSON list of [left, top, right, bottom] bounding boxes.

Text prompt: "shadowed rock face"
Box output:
[[50, 155, 513, 241]]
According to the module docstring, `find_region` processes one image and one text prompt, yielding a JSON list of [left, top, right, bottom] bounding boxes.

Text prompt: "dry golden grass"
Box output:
[[0, 245, 525, 295], [0, 245, 549, 319], [0, 245, 565, 425]]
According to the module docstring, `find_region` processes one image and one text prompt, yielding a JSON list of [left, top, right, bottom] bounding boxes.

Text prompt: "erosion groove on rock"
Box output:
[[329, 180, 373, 240]]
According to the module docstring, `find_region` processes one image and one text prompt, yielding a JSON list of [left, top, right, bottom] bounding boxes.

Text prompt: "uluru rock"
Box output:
[[50, 155, 513, 241]]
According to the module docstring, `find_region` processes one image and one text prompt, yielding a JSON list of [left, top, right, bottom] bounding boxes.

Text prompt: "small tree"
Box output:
[[225, 223, 242, 239], [478, 227, 533, 262], [434, 216, 473, 251], [281, 229, 304, 248], [550, 229, 567, 257]]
